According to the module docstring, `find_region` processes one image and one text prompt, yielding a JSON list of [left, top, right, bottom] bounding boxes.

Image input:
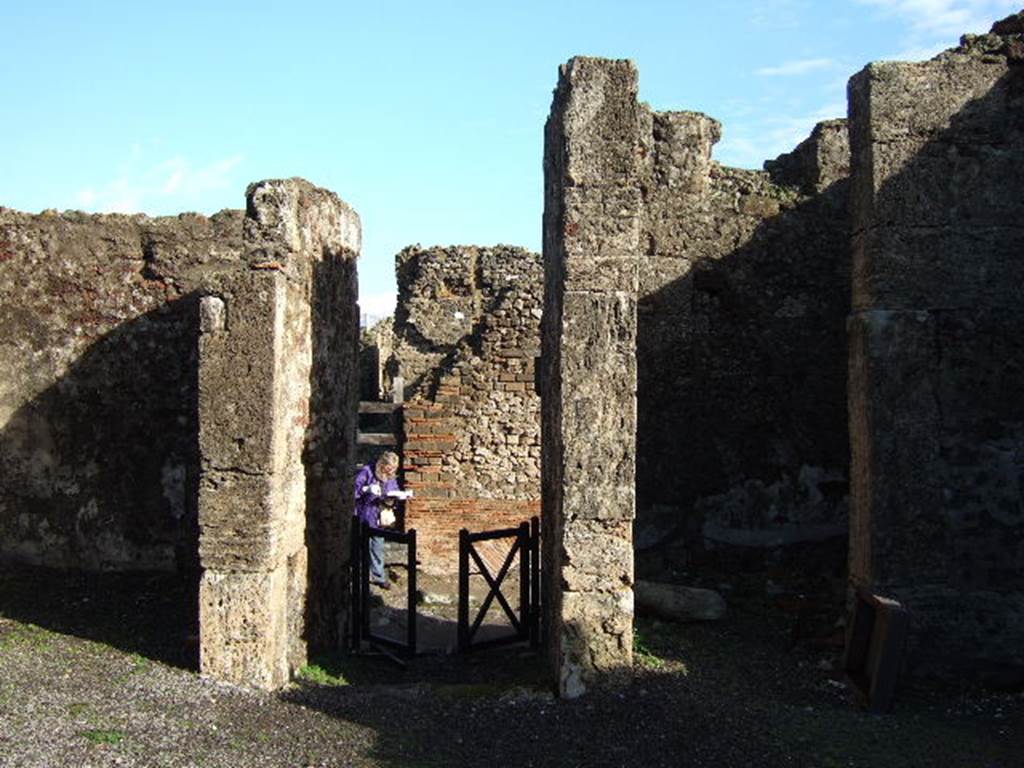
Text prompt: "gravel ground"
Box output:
[[0, 568, 1020, 768]]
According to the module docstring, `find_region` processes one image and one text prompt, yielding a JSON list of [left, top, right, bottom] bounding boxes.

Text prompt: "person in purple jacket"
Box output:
[[354, 451, 400, 589]]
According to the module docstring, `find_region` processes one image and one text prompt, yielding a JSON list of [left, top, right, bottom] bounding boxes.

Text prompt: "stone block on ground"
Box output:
[[635, 580, 726, 622]]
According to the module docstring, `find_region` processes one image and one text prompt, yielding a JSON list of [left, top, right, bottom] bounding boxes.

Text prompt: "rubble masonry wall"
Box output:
[[385, 111, 854, 592], [0, 206, 246, 570], [389, 245, 542, 566], [0, 178, 361, 690], [636, 110, 852, 578]]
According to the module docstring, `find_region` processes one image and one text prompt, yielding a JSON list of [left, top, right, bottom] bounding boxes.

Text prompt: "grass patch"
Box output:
[[634, 628, 668, 670], [128, 652, 153, 674], [111, 651, 156, 684], [298, 664, 349, 686], [0, 622, 51, 651], [82, 728, 125, 745], [633, 623, 690, 675]]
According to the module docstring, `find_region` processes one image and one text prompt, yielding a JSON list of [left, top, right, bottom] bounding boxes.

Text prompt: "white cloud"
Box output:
[[161, 162, 186, 195], [755, 58, 836, 76], [189, 156, 244, 196], [719, 0, 1015, 169], [716, 101, 847, 169], [104, 178, 145, 214], [359, 291, 396, 327], [75, 148, 243, 215], [715, 135, 772, 169], [855, 0, 1021, 53], [888, 42, 952, 59], [750, 0, 813, 29]]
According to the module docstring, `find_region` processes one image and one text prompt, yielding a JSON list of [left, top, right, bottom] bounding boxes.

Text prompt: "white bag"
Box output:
[[379, 508, 396, 527]]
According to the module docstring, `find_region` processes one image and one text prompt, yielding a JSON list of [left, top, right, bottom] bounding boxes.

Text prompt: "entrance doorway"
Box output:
[[348, 517, 542, 660]]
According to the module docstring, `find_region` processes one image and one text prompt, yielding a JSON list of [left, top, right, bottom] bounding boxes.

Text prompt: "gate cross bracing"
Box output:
[[350, 516, 542, 659], [457, 517, 541, 653], [350, 519, 418, 659]]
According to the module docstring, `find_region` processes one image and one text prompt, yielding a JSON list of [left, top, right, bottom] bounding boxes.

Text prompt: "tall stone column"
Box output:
[[848, 47, 1024, 677], [542, 58, 640, 698], [197, 179, 360, 689]]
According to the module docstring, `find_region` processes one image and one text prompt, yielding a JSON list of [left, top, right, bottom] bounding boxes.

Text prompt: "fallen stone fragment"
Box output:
[[634, 580, 727, 622], [416, 589, 454, 606]]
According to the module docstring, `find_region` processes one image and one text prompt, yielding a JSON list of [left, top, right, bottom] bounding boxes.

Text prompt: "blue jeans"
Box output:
[[369, 535, 388, 585]]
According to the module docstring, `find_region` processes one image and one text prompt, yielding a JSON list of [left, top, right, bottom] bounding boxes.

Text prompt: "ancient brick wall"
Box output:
[[197, 178, 360, 689], [389, 245, 542, 567], [0, 206, 246, 570], [848, 23, 1024, 680], [635, 110, 852, 577]]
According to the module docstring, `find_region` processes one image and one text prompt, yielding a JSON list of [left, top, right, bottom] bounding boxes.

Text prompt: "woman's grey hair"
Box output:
[[377, 450, 399, 469]]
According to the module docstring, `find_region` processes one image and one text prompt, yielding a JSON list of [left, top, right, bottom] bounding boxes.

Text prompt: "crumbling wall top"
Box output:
[[392, 244, 540, 398], [765, 119, 850, 194], [244, 178, 361, 268]]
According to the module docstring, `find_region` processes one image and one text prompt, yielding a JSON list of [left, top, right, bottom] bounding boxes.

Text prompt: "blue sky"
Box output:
[[1, 0, 1019, 322]]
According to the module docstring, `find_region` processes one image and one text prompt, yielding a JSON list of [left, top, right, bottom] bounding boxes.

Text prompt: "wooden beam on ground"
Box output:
[[359, 401, 403, 415], [357, 432, 398, 446]]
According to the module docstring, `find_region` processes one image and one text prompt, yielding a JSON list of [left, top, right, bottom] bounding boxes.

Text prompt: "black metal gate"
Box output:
[[457, 517, 541, 653], [350, 518, 418, 658]]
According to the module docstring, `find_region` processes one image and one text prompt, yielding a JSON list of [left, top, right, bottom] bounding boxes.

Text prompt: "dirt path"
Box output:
[[1, 567, 1021, 768]]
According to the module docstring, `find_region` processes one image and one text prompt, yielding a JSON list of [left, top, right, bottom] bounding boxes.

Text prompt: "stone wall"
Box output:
[[0, 206, 246, 570], [359, 317, 394, 402], [542, 58, 640, 698], [0, 178, 361, 690], [389, 245, 542, 566], [197, 179, 360, 689], [635, 110, 852, 579], [539, 53, 855, 695], [847, 22, 1024, 681]]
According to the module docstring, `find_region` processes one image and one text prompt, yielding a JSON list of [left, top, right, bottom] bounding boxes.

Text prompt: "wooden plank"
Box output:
[[366, 525, 414, 544], [465, 527, 521, 543], [357, 432, 398, 446], [359, 401, 403, 415], [842, 589, 909, 713], [458, 529, 470, 652], [407, 529, 417, 656]]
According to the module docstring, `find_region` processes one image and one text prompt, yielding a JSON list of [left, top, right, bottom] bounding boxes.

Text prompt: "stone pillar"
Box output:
[[542, 57, 640, 698], [848, 49, 1024, 678], [197, 179, 360, 689]]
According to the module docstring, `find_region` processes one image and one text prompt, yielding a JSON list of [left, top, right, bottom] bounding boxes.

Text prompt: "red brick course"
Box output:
[[404, 496, 541, 568], [402, 397, 539, 568]]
